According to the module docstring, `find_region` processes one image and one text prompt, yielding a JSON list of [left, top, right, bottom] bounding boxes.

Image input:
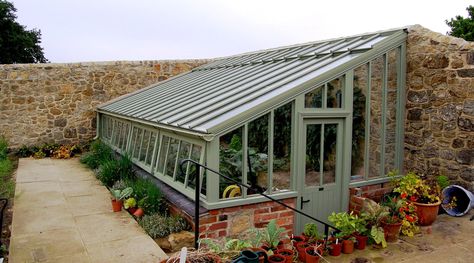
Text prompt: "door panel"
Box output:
[[298, 119, 343, 233]]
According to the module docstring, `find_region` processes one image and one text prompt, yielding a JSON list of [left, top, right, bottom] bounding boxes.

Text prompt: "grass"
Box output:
[[0, 136, 15, 199], [125, 177, 163, 214]]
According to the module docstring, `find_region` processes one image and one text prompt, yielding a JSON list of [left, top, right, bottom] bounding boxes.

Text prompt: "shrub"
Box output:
[[97, 159, 122, 187], [0, 138, 14, 199], [125, 177, 163, 214], [17, 145, 34, 157], [139, 214, 190, 239], [80, 140, 113, 169], [0, 136, 8, 160]]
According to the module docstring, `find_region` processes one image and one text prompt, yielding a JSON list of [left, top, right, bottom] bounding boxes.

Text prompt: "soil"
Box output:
[[1, 155, 18, 263]]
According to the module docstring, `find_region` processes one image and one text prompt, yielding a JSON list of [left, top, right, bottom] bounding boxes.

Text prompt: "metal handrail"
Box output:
[[179, 159, 340, 249], [0, 198, 8, 247]]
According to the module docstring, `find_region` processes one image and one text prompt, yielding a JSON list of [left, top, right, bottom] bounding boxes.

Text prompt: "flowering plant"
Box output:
[[388, 171, 440, 204], [381, 195, 419, 237]]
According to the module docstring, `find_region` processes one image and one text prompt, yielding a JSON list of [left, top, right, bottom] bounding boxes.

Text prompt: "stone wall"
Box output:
[[0, 60, 209, 148], [405, 25, 474, 191]]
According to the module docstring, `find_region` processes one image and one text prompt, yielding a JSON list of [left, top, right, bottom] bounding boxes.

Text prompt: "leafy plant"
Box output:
[[381, 195, 419, 237], [359, 199, 388, 247], [33, 150, 46, 159], [97, 159, 122, 187], [328, 212, 359, 237], [139, 214, 190, 238], [112, 179, 127, 191], [111, 187, 133, 201], [200, 238, 251, 253], [124, 197, 136, 209], [446, 5, 474, 41], [389, 170, 440, 204], [17, 145, 34, 157], [125, 177, 163, 214], [260, 219, 287, 250], [436, 175, 450, 190], [0, 136, 8, 160], [303, 223, 323, 241], [80, 140, 113, 169], [370, 226, 387, 248]]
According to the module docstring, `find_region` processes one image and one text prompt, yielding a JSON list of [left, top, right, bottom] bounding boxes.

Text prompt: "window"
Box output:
[[351, 63, 368, 181], [129, 125, 158, 168], [305, 76, 344, 109], [218, 101, 294, 200]]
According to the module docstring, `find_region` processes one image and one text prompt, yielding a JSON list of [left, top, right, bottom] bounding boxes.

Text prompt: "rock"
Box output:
[[407, 90, 429, 103], [457, 69, 474, 78], [54, 118, 67, 127], [460, 168, 474, 182], [408, 108, 423, 121], [452, 138, 464, 148], [422, 53, 449, 69], [463, 100, 474, 116], [456, 150, 474, 165], [467, 51, 474, 65], [229, 211, 251, 236], [439, 104, 458, 122], [458, 116, 474, 131], [63, 128, 77, 138], [405, 134, 424, 147], [168, 231, 195, 252]]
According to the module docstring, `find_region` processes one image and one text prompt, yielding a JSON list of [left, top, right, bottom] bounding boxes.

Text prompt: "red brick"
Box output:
[[200, 215, 217, 225], [209, 210, 219, 215], [218, 230, 227, 237], [255, 213, 278, 223], [222, 206, 242, 213], [279, 211, 294, 217], [254, 208, 270, 214], [199, 226, 207, 232], [209, 222, 227, 231], [206, 232, 218, 239], [352, 196, 365, 205], [271, 206, 287, 212]]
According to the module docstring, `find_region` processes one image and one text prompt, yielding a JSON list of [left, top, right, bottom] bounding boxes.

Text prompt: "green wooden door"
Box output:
[[296, 118, 344, 234]]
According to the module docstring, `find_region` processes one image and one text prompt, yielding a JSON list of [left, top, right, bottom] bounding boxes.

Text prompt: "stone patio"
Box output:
[[9, 158, 167, 263]]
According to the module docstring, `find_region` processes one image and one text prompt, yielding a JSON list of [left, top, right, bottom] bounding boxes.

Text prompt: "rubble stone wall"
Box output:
[[0, 60, 209, 148], [405, 25, 474, 191]]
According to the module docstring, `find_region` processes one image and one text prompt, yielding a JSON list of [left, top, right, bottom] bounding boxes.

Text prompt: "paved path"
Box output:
[[10, 158, 167, 263]]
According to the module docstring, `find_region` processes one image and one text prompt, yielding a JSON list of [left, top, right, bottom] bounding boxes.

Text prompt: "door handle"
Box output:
[[300, 196, 310, 209]]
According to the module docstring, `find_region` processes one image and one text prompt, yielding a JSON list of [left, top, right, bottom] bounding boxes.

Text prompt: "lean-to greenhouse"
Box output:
[[97, 27, 407, 234]]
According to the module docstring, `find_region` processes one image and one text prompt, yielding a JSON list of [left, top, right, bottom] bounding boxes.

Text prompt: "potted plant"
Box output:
[[390, 171, 441, 226], [111, 187, 132, 212], [124, 197, 137, 214], [379, 195, 417, 242], [304, 245, 323, 263], [328, 212, 359, 254], [275, 248, 294, 263], [326, 235, 342, 256], [268, 254, 286, 263], [133, 197, 146, 218], [259, 219, 288, 253]]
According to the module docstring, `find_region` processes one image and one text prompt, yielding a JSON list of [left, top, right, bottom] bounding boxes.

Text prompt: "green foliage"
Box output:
[[112, 180, 127, 191], [229, 134, 242, 151], [446, 5, 474, 41], [111, 187, 133, 201], [33, 150, 46, 159], [328, 211, 360, 237], [97, 159, 122, 187], [80, 140, 113, 169], [259, 219, 287, 249], [390, 171, 440, 203], [125, 177, 163, 214], [0, 0, 47, 63], [139, 214, 190, 238], [0, 136, 8, 160], [370, 226, 387, 248], [351, 85, 366, 173], [0, 159, 14, 198], [303, 223, 323, 241], [436, 175, 450, 190], [200, 238, 251, 253], [17, 145, 34, 157], [124, 197, 136, 209]]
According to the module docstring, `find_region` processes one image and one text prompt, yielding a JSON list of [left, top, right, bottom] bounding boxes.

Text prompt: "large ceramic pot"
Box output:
[[413, 200, 441, 226], [381, 220, 402, 242]]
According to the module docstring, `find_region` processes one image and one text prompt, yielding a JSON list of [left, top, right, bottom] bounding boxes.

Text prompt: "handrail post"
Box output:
[[194, 163, 200, 250], [0, 198, 7, 246]]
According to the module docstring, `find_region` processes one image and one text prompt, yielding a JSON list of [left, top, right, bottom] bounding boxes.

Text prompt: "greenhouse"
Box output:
[[97, 27, 407, 232]]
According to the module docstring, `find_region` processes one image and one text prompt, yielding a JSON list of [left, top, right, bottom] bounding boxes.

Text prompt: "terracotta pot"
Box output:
[[296, 242, 311, 261], [111, 199, 123, 212], [381, 220, 402, 242], [304, 247, 322, 263], [291, 235, 307, 245], [268, 254, 286, 263], [329, 242, 342, 256], [342, 239, 354, 254], [128, 207, 137, 214], [354, 235, 368, 250], [275, 248, 294, 263], [413, 200, 441, 226], [133, 208, 144, 217], [249, 247, 267, 263]]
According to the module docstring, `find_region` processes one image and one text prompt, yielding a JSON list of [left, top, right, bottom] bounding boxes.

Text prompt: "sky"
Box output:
[[11, 0, 473, 63]]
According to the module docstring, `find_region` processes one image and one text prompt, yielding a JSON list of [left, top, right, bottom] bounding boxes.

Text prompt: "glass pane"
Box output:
[[219, 127, 243, 199], [248, 114, 269, 195], [156, 136, 169, 174], [305, 85, 323, 108], [176, 141, 191, 183], [122, 123, 130, 151], [146, 132, 156, 166], [152, 132, 161, 167], [306, 124, 321, 187], [351, 64, 368, 181], [133, 128, 143, 159], [165, 138, 179, 178], [187, 144, 202, 190], [385, 49, 399, 173], [112, 121, 121, 147], [129, 127, 138, 157], [369, 55, 384, 178], [273, 102, 292, 192], [107, 118, 113, 138], [323, 124, 338, 184], [327, 77, 344, 108], [139, 130, 150, 162]]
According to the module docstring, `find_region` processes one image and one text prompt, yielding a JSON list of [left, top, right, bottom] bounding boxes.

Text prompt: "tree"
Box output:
[[0, 0, 47, 63], [445, 5, 474, 41]]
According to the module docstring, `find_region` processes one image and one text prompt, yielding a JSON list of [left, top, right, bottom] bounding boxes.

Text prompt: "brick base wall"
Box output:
[[348, 183, 393, 214], [170, 198, 296, 239]]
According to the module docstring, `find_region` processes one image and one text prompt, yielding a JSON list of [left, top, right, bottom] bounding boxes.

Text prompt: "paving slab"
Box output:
[[10, 158, 167, 263]]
